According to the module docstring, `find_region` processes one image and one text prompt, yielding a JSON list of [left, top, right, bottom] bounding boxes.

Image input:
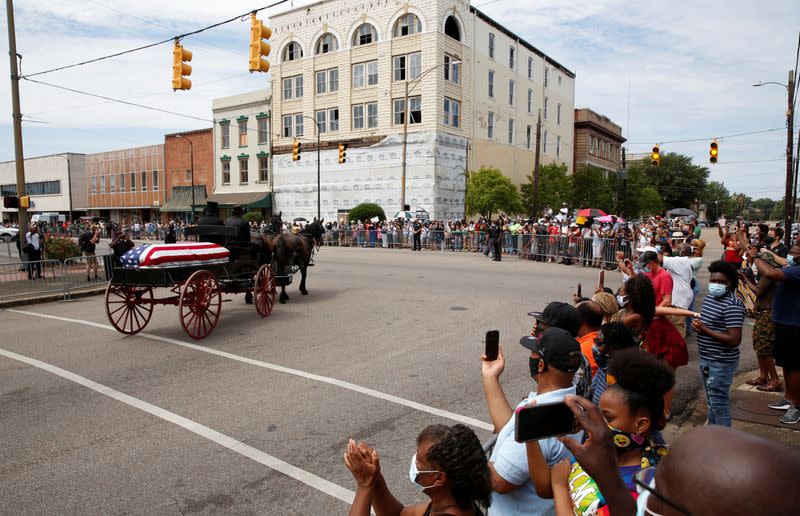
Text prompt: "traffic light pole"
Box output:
[[784, 69, 795, 247], [532, 110, 542, 219], [303, 114, 321, 220], [5, 0, 28, 238]]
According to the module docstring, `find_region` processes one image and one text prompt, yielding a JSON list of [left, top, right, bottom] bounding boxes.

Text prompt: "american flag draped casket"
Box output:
[[121, 243, 230, 269]]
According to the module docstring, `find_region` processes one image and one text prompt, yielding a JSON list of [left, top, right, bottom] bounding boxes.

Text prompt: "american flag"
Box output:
[[121, 243, 229, 269]]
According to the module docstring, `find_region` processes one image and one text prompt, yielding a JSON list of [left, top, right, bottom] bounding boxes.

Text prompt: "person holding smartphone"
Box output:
[[480, 327, 581, 515]]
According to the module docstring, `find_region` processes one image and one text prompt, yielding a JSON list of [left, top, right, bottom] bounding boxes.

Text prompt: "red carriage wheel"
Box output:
[[179, 270, 222, 340], [105, 283, 154, 335], [254, 264, 277, 318]]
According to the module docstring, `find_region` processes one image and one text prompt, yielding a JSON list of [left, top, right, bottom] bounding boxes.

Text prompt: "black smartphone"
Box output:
[[515, 401, 576, 442], [485, 330, 499, 361], [577, 283, 582, 298]]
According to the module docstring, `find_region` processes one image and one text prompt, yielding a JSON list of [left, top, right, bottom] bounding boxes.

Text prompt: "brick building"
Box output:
[[163, 128, 213, 223], [573, 108, 625, 174]]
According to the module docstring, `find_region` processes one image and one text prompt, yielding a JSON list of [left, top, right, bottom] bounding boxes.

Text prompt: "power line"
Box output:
[[20, 0, 289, 79], [626, 128, 785, 146]]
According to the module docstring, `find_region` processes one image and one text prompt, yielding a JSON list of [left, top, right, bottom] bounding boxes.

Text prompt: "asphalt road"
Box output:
[[0, 235, 755, 514]]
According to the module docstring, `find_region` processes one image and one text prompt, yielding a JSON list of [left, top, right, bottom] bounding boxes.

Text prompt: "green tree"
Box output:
[[627, 152, 709, 210], [243, 211, 262, 223], [636, 187, 664, 216], [571, 165, 614, 212], [347, 203, 386, 223], [465, 166, 521, 220], [770, 199, 785, 221], [519, 163, 572, 217], [751, 198, 777, 220], [698, 180, 733, 220]]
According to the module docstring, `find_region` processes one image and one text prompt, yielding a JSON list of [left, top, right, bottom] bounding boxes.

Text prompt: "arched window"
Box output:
[[352, 23, 377, 46], [315, 33, 338, 54], [444, 16, 461, 41], [282, 42, 303, 62], [393, 14, 422, 37]]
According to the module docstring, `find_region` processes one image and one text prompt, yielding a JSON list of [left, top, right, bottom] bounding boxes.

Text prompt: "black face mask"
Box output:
[[763, 236, 775, 246], [529, 356, 545, 378]]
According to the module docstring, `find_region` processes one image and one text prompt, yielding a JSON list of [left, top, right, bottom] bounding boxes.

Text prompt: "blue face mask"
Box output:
[[708, 283, 728, 298], [655, 245, 662, 253], [788, 255, 796, 266]]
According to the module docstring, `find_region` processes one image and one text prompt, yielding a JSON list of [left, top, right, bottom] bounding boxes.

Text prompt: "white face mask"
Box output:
[[408, 454, 440, 491]]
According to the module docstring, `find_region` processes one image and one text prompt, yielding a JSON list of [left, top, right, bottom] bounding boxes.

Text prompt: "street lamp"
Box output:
[[400, 59, 461, 212], [753, 69, 796, 246], [175, 134, 195, 224]]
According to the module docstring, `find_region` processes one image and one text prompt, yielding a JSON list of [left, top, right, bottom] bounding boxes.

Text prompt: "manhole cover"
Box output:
[[449, 306, 468, 311]]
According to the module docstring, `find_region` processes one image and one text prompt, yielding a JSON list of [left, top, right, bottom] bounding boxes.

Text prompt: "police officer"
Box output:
[[412, 219, 422, 251], [490, 221, 502, 261]]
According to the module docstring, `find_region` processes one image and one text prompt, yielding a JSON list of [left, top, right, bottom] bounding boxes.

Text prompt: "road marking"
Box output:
[[0, 347, 356, 506], [6, 309, 494, 431]]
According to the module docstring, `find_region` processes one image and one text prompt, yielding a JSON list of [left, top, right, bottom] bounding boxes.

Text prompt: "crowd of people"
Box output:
[[342, 218, 800, 515]]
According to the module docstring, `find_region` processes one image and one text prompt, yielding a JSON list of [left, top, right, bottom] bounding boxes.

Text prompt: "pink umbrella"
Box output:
[[598, 215, 624, 223]]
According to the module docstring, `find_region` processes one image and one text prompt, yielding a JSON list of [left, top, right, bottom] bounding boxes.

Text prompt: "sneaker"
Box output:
[[768, 398, 791, 411], [779, 406, 800, 425]]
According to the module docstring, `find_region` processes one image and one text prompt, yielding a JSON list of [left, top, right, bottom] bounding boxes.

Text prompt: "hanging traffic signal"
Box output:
[[292, 139, 301, 161], [172, 41, 192, 91], [651, 145, 660, 167], [249, 14, 272, 73], [710, 140, 718, 164], [338, 143, 347, 164]]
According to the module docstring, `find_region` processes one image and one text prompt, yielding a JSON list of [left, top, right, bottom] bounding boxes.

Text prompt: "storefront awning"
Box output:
[[204, 191, 272, 209], [161, 185, 207, 212]]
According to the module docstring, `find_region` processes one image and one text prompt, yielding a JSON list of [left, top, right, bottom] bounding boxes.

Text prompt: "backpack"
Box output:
[[78, 231, 91, 252]]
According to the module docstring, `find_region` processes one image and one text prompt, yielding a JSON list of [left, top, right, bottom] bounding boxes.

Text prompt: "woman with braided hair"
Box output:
[[344, 424, 491, 516]]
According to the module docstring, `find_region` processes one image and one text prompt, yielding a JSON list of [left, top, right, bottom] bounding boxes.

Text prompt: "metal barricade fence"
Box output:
[[519, 235, 633, 267], [0, 258, 64, 300], [62, 254, 113, 296]]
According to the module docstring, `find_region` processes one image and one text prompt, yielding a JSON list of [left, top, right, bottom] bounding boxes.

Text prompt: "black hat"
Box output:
[[232, 205, 244, 215], [638, 250, 659, 266], [206, 201, 219, 211], [519, 327, 581, 373], [527, 301, 581, 337]]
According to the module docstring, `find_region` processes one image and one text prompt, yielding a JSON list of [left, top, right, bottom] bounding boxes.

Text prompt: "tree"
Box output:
[[465, 166, 521, 220], [347, 203, 386, 223], [243, 211, 261, 223], [627, 152, 709, 210], [698, 180, 733, 220], [770, 199, 785, 221], [571, 165, 614, 211], [636, 187, 664, 216], [520, 163, 571, 217]]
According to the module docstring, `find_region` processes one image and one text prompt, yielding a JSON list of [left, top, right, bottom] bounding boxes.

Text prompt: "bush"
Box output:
[[44, 235, 81, 262], [243, 211, 262, 223], [347, 203, 386, 223]]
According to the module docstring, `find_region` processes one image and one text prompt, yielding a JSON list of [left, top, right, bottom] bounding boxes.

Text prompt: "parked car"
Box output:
[[0, 227, 19, 242]]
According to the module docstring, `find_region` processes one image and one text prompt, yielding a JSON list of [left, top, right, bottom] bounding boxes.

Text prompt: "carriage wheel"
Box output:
[[105, 283, 153, 335], [179, 270, 222, 340], [254, 264, 277, 318]]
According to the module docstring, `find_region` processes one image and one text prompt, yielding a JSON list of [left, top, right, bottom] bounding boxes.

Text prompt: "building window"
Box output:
[[393, 96, 421, 125], [508, 119, 514, 144], [443, 97, 460, 128], [590, 136, 596, 154], [99, 176, 105, 193], [283, 77, 293, 99], [130, 172, 136, 192], [294, 75, 303, 97], [444, 15, 461, 41], [543, 131, 548, 154], [259, 156, 269, 182], [557, 136, 561, 158], [294, 113, 304, 136], [366, 60, 378, 86], [444, 54, 460, 84], [488, 33, 495, 59], [544, 97, 548, 119], [367, 102, 378, 128], [120, 173, 125, 191], [352, 63, 364, 88], [394, 52, 421, 81], [141, 170, 147, 191], [509, 46, 515, 69], [544, 67, 549, 87], [488, 111, 494, 139], [282, 115, 292, 137], [526, 125, 532, 149], [527, 57, 533, 79], [282, 113, 303, 137], [315, 109, 327, 133], [222, 160, 231, 184], [109, 174, 116, 193], [508, 80, 515, 105], [558, 75, 562, 85], [316, 70, 326, 94], [186, 170, 191, 181], [151, 170, 158, 191], [238, 119, 248, 146], [353, 23, 377, 46], [328, 108, 339, 132], [488, 70, 494, 98], [315, 33, 338, 54], [316, 68, 338, 94], [557, 103, 561, 125], [282, 41, 303, 62], [393, 13, 421, 37], [239, 158, 248, 184], [283, 75, 303, 99], [91, 176, 97, 194], [220, 121, 230, 148], [329, 68, 339, 92], [527, 89, 532, 113], [258, 117, 268, 144], [352, 104, 364, 129]]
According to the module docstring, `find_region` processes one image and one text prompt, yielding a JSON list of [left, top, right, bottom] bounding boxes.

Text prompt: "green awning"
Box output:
[[204, 191, 272, 209], [161, 185, 207, 212]]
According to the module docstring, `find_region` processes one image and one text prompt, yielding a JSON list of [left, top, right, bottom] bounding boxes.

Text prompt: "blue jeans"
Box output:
[[699, 356, 739, 426]]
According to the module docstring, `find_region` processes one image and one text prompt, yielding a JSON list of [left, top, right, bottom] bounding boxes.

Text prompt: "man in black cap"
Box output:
[[480, 327, 582, 514], [225, 205, 252, 244], [196, 201, 224, 245]]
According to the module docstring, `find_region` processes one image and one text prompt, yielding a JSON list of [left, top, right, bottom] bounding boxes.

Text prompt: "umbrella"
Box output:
[[393, 211, 415, 220], [293, 217, 309, 223], [577, 208, 607, 218], [598, 215, 624, 223], [667, 208, 697, 218]]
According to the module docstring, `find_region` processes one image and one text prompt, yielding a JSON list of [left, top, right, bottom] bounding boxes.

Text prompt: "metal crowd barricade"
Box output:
[[62, 254, 113, 297], [0, 258, 64, 300]]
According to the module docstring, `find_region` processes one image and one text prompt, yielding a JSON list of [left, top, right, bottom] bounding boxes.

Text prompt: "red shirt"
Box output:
[[645, 268, 673, 306], [722, 237, 743, 264]]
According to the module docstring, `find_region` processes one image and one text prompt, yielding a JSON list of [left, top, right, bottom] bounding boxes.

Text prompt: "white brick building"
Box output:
[[267, 0, 574, 221]]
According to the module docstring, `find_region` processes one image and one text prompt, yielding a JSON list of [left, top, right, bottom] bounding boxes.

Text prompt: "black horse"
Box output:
[[273, 217, 325, 303]]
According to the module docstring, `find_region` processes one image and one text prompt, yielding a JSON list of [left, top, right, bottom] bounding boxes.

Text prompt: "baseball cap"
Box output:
[[638, 250, 659, 266], [526, 301, 581, 337], [635, 245, 657, 253], [519, 327, 581, 373]]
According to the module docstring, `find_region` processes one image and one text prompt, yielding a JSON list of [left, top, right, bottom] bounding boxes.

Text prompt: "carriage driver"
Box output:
[[225, 205, 252, 244]]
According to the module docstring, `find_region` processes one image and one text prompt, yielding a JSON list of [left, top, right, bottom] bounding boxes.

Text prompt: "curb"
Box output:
[[0, 286, 106, 309]]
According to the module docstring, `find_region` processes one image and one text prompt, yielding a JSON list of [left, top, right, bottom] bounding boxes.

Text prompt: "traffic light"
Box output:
[[172, 41, 192, 91], [651, 145, 660, 167], [19, 195, 30, 208], [710, 140, 718, 164], [3, 196, 19, 209], [249, 13, 272, 73], [338, 143, 347, 164], [292, 139, 301, 161]]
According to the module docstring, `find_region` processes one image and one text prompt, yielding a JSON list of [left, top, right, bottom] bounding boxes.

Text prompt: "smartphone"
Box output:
[[597, 270, 605, 291], [577, 283, 582, 297], [515, 401, 576, 442], [485, 330, 499, 361]]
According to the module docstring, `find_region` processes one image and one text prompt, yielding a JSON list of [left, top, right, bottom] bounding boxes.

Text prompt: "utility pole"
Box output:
[[785, 69, 795, 247], [621, 147, 628, 219], [401, 80, 409, 212], [531, 110, 542, 219], [317, 119, 321, 221], [6, 0, 27, 237]]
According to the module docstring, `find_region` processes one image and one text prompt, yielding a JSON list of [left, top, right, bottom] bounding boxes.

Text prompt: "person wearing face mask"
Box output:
[[480, 327, 582, 515], [546, 349, 674, 516], [740, 252, 782, 392], [344, 424, 491, 516], [765, 226, 789, 258], [590, 322, 639, 405], [691, 260, 745, 426]]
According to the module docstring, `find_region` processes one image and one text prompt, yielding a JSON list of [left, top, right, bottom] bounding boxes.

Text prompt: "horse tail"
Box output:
[[275, 235, 288, 276]]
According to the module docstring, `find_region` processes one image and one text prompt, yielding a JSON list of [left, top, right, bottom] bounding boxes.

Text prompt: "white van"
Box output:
[[30, 212, 66, 225]]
